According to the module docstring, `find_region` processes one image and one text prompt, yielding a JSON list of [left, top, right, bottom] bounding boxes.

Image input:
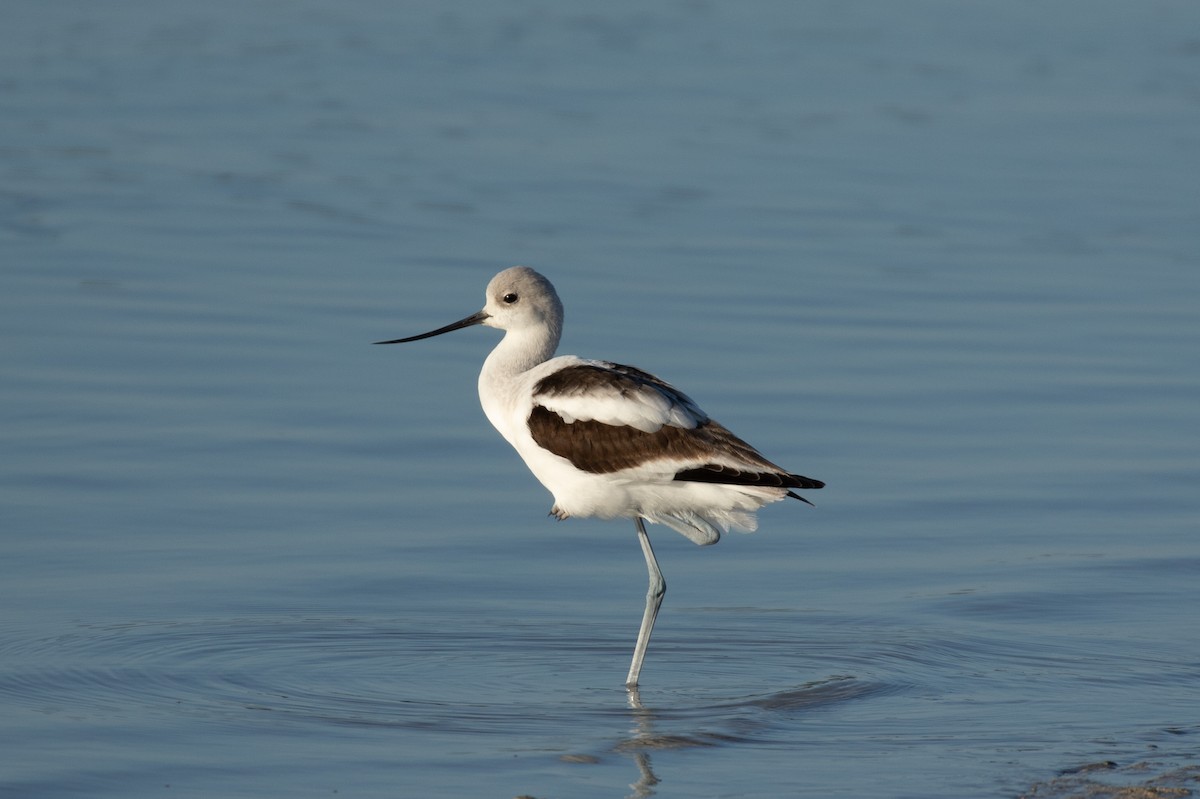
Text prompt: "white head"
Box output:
[[374, 266, 563, 356], [480, 266, 563, 339]]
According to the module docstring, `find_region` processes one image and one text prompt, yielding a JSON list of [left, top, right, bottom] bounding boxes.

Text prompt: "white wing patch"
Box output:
[[533, 361, 706, 433]]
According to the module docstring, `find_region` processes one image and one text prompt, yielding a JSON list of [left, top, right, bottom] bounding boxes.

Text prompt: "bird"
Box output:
[[375, 266, 823, 688]]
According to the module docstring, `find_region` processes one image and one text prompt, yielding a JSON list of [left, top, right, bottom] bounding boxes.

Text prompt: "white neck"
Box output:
[[482, 320, 560, 381], [478, 323, 561, 441]]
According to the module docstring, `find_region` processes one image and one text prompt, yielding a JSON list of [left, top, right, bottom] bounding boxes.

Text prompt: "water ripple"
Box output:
[[1, 609, 1192, 764], [0, 615, 904, 739]]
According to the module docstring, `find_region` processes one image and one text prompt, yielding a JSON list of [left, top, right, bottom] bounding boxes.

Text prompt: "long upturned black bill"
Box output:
[[373, 309, 490, 345]]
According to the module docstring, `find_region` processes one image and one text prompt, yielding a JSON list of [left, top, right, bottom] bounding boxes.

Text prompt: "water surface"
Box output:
[[2, 1, 1199, 797]]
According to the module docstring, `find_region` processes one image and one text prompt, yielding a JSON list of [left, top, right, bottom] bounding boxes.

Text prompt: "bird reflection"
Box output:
[[621, 687, 662, 798]]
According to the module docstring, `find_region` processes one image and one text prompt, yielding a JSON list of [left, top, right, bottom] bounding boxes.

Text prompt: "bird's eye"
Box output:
[[503, 293, 519, 304]]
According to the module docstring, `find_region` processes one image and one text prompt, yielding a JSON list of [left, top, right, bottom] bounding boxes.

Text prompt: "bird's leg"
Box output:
[[625, 517, 665, 689]]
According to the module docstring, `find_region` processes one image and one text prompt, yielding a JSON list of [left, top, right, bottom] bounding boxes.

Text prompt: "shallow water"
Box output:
[[3, 1, 1199, 797]]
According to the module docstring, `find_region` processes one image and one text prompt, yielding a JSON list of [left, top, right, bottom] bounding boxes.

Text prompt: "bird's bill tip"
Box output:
[[373, 309, 490, 345]]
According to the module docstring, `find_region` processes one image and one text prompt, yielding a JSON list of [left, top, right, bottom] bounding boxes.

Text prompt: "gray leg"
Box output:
[[625, 517, 665, 688]]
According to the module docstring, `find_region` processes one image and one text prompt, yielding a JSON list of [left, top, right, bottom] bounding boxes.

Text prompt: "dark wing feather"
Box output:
[[529, 363, 824, 499]]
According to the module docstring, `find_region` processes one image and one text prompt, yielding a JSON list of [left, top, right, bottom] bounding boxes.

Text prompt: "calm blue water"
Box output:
[[3, 1, 1199, 797]]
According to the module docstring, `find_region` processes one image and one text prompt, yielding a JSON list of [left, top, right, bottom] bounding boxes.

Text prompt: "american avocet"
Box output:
[[376, 266, 823, 688]]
